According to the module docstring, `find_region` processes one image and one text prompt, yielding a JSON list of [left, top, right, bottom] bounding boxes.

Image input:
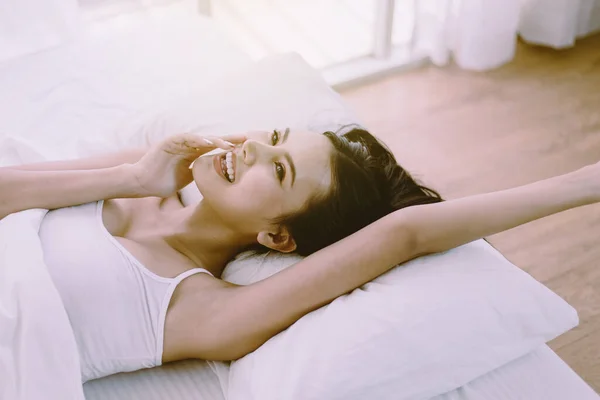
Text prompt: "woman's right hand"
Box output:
[[130, 133, 246, 198]]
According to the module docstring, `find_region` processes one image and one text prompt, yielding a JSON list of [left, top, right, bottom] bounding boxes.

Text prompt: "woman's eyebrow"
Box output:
[[285, 152, 296, 187], [280, 128, 295, 187]]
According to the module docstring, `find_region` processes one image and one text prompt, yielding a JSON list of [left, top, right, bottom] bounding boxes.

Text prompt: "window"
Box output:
[[208, 0, 421, 87]]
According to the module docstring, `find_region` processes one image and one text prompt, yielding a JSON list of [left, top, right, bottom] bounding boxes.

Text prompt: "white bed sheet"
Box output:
[[0, 4, 251, 151], [0, 6, 596, 400]]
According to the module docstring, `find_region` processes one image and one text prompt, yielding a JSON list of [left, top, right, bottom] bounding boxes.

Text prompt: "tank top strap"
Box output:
[[172, 267, 214, 283], [155, 267, 214, 365]]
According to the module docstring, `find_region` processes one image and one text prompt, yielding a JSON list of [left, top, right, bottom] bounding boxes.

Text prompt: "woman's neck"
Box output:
[[162, 200, 254, 278]]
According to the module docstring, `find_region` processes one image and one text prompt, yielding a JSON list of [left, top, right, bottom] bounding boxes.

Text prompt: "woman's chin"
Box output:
[[191, 156, 210, 183], [192, 174, 218, 200]]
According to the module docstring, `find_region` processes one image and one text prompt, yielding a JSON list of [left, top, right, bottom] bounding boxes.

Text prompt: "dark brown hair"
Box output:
[[276, 126, 443, 256]]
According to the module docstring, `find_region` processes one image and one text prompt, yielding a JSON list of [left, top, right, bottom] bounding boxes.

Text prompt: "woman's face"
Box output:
[[192, 129, 333, 248]]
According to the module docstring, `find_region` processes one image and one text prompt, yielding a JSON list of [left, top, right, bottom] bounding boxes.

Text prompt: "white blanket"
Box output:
[[0, 137, 85, 400]]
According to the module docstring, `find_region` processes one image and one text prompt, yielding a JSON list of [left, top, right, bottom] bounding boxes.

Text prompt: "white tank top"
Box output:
[[39, 200, 212, 382]]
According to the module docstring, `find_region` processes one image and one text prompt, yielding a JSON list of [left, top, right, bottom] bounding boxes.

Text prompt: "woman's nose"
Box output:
[[242, 139, 274, 166], [241, 139, 258, 165]]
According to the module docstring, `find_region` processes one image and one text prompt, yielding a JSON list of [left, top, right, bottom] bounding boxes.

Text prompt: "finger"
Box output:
[[206, 136, 236, 150], [180, 134, 216, 150], [221, 134, 247, 145]]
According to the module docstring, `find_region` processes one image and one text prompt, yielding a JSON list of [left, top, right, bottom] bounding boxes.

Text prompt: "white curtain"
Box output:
[[411, 0, 600, 71]]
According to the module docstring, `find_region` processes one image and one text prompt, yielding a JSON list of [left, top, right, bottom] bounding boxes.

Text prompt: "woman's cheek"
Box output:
[[229, 177, 279, 214]]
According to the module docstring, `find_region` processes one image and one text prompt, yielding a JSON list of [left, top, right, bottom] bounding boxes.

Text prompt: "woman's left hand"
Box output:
[[130, 133, 246, 198]]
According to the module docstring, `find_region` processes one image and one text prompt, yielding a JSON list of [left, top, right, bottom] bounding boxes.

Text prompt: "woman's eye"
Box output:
[[274, 162, 286, 182], [271, 129, 280, 145]]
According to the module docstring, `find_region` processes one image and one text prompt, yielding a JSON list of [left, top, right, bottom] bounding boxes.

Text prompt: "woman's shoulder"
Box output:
[[162, 271, 234, 363]]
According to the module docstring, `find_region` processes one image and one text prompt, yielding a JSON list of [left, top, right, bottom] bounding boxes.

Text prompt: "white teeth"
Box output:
[[222, 151, 235, 182]]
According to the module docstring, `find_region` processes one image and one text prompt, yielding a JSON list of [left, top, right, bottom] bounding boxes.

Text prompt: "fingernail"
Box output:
[[224, 140, 235, 147], [204, 139, 214, 145], [189, 160, 196, 170]]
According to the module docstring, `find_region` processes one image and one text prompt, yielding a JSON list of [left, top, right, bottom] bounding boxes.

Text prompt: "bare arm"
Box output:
[[0, 134, 241, 219], [0, 165, 141, 218], [0, 148, 146, 172], [195, 167, 597, 361], [0, 147, 146, 219]]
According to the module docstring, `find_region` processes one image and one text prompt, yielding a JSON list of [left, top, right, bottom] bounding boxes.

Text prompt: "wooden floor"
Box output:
[[339, 35, 600, 392]]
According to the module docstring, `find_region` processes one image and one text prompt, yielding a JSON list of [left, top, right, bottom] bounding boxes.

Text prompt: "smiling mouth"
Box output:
[[213, 151, 236, 183]]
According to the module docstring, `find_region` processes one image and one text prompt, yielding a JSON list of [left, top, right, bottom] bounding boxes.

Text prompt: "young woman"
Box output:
[[0, 127, 597, 381]]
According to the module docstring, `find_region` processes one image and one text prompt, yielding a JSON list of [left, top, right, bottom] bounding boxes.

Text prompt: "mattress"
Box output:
[[83, 359, 226, 400], [434, 345, 599, 400], [0, 5, 597, 400], [82, 345, 599, 400]]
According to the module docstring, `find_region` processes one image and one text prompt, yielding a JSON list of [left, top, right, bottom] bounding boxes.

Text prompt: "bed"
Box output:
[[0, 6, 597, 400], [82, 345, 599, 400]]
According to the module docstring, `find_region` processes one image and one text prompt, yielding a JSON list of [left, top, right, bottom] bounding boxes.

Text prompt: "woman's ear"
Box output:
[[257, 226, 297, 253]]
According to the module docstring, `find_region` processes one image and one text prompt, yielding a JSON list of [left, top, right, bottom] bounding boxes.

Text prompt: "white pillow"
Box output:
[[113, 53, 358, 207], [222, 240, 578, 400], [116, 53, 357, 148]]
